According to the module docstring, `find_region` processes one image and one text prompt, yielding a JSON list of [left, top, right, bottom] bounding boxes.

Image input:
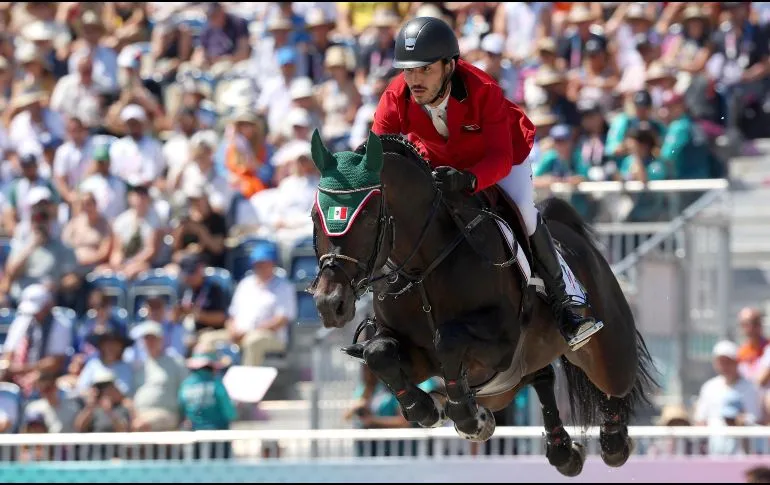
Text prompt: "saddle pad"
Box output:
[[495, 219, 587, 303]]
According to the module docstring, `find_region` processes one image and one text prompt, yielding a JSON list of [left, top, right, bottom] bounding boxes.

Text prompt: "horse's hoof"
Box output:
[[601, 435, 635, 468], [556, 442, 586, 478], [419, 392, 448, 429], [454, 406, 495, 442], [545, 430, 573, 468]]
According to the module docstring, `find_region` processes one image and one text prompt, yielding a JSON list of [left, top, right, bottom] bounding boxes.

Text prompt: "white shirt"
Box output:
[[78, 173, 128, 223], [109, 135, 166, 186], [9, 110, 66, 153], [3, 313, 72, 357], [503, 3, 548, 60], [257, 76, 293, 141], [424, 94, 450, 138], [228, 274, 297, 345], [162, 133, 193, 187], [69, 46, 119, 93], [112, 207, 161, 250], [53, 139, 93, 189], [180, 163, 233, 213], [49, 74, 102, 128], [694, 375, 761, 427]]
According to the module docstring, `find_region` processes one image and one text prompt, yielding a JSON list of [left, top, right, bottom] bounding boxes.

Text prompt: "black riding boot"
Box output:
[[529, 216, 603, 351]]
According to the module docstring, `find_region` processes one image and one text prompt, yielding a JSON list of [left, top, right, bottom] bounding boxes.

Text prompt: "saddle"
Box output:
[[478, 185, 534, 270]]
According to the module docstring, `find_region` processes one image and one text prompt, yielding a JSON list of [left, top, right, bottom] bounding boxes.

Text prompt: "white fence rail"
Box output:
[[0, 426, 767, 462]]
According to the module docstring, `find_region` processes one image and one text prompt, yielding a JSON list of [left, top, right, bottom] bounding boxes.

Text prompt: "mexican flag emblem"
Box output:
[[327, 206, 349, 221]]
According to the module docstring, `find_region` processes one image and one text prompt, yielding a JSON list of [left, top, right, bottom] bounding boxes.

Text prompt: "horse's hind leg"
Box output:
[[599, 395, 634, 467], [434, 323, 495, 442], [362, 333, 446, 428], [530, 365, 586, 477]]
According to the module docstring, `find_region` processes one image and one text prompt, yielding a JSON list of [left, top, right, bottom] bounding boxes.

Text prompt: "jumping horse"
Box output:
[[309, 130, 657, 476]]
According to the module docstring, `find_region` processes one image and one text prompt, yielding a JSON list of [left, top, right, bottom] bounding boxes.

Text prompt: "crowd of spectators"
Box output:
[[0, 1, 762, 445]]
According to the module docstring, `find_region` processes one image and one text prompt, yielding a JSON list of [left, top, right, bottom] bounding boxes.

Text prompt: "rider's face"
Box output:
[[403, 60, 451, 106]]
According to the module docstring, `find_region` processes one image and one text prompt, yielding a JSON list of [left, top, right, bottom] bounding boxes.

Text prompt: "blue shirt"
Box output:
[[76, 357, 135, 397]]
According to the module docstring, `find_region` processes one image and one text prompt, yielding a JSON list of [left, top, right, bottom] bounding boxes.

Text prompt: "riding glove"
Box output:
[[432, 166, 477, 193]]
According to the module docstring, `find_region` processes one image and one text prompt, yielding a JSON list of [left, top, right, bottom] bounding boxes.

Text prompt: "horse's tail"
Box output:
[[538, 196, 658, 427], [558, 331, 657, 428]]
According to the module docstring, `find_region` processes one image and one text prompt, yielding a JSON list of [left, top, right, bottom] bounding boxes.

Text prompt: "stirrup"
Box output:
[[565, 319, 604, 351]]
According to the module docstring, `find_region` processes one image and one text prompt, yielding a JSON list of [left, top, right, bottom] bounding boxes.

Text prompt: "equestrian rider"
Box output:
[[372, 16, 603, 350]]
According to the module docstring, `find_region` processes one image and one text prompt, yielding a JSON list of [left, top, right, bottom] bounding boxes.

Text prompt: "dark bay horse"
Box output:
[[309, 130, 656, 476]]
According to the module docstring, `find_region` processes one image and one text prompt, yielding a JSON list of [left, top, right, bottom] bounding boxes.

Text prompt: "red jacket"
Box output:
[[372, 59, 536, 191]]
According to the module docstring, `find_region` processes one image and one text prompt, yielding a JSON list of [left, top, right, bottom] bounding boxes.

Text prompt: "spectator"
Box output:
[[534, 67, 580, 127], [575, 99, 612, 182], [73, 368, 130, 433], [2, 154, 59, 236], [0, 285, 73, 396], [194, 2, 251, 71], [73, 289, 125, 356], [108, 183, 162, 280], [0, 382, 21, 434], [7, 85, 65, 155], [163, 107, 201, 191], [302, 9, 338, 84], [10, 42, 57, 101], [23, 372, 82, 433], [1, 187, 78, 305], [78, 144, 128, 224], [217, 242, 296, 367], [131, 320, 187, 432], [223, 110, 271, 200], [493, 2, 552, 65], [661, 5, 712, 76], [555, 5, 605, 72], [127, 293, 188, 363], [533, 124, 587, 188], [18, 411, 48, 461], [68, 10, 119, 94], [179, 342, 236, 431], [317, 46, 362, 148], [108, 104, 166, 191], [177, 130, 232, 215], [49, 51, 102, 131], [76, 323, 134, 397], [61, 190, 113, 275], [174, 253, 228, 337], [475, 33, 518, 102], [604, 90, 666, 162], [170, 184, 227, 268], [148, 20, 193, 84], [355, 9, 398, 86], [694, 340, 761, 453], [658, 91, 716, 181], [52, 116, 94, 207], [737, 308, 769, 381], [259, 45, 300, 141]]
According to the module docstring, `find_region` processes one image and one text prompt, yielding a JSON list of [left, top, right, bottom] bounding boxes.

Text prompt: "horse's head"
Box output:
[[309, 130, 392, 328]]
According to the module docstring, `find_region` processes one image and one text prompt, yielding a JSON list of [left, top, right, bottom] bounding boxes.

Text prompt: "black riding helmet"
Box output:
[[393, 16, 460, 69]]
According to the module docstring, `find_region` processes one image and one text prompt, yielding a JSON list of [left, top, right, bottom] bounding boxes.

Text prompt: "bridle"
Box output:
[[308, 181, 444, 300]]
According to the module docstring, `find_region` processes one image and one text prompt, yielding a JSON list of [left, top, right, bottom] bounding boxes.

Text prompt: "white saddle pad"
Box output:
[[496, 219, 587, 303]]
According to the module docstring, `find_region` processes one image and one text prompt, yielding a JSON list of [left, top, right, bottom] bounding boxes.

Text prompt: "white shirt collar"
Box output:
[[425, 93, 450, 114]]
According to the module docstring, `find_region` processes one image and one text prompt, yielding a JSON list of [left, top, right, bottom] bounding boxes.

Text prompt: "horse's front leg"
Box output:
[[530, 365, 586, 477], [435, 321, 495, 442], [361, 331, 446, 428]]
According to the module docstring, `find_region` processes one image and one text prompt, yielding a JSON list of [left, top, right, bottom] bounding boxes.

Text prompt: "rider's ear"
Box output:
[[364, 131, 384, 173], [311, 129, 336, 172]]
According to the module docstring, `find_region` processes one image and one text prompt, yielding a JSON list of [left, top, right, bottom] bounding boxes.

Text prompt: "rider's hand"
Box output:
[[432, 166, 477, 193]]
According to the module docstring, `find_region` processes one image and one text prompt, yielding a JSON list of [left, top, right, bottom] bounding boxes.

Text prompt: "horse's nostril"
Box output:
[[335, 299, 345, 316]]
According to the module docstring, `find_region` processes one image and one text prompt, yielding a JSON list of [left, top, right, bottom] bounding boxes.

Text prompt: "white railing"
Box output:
[[543, 178, 729, 195], [0, 426, 768, 462]]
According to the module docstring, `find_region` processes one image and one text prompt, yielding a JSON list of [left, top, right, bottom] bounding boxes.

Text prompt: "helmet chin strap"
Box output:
[[427, 60, 455, 106]]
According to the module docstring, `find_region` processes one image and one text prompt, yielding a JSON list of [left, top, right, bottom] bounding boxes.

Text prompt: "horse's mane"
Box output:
[[355, 134, 434, 178]]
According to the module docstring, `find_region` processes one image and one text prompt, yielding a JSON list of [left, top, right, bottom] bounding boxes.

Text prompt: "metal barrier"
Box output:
[[0, 427, 767, 462]]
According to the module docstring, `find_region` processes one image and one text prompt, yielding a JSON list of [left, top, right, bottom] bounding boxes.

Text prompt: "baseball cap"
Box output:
[[550, 124, 572, 141], [288, 107, 312, 128], [577, 98, 601, 115], [26, 185, 53, 206], [20, 153, 38, 167], [92, 367, 117, 386], [92, 144, 110, 162], [190, 130, 219, 150], [249, 242, 279, 265], [633, 90, 653, 107], [131, 320, 165, 340], [39, 132, 63, 151], [17, 284, 53, 315], [179, 253, 204, 274], [120, 104, 147, 123], [290, 77, 315, 100], [713, 340, 738, 360]]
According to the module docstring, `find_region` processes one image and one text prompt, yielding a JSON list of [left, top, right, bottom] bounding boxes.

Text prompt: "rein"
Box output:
[[311, 138, 520, 336]]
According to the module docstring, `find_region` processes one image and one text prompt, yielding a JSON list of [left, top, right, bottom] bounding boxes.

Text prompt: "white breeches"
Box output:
[[497, 157, 539, 236]]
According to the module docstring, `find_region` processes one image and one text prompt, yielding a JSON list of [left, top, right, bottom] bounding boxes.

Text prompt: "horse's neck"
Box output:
[[381, 155, 448, 271]]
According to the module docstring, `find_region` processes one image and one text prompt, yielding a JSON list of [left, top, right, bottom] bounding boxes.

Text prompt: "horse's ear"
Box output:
[[364, 131, 384, 174], [310, 129, 335, 172]]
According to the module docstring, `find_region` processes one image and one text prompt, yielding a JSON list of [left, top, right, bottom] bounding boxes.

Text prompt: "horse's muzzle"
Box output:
[[314, 285, 356, 328]]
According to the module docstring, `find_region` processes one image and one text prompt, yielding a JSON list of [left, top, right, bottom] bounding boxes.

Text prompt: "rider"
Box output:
[[372, 16, 603, 350]]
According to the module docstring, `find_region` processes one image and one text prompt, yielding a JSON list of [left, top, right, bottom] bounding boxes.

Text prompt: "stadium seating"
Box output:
[[85, 270, 129, 309], [0, 382, 22, 433], [0, 308, 15, 348], [129, 269, 180, 319], [204, 267, 234, 304], [226, 237, 280, 282]]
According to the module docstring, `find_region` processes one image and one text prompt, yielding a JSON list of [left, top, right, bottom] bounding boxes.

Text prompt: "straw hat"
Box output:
[[534, 67, 567, 87], [325, 45, 354, 71], [568, 5, 597, 24], [654, 404, 691, 426], [645, 62, 677, 83], [305, 8, 335, 29], [13, 85, 46, 109], [537, 38, 557, 55], [266, 15, 293, 33], [529, 108, 559, 128], [371, 9, 399, 28], [625, 4, 653, 24], [681, 5, 708, 23]]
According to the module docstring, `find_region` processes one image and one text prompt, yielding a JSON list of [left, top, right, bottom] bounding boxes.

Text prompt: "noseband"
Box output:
[[309, 182, 445, 300]]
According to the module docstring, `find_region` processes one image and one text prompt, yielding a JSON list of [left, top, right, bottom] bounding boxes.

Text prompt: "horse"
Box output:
[[308, 130, 657, 476]]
